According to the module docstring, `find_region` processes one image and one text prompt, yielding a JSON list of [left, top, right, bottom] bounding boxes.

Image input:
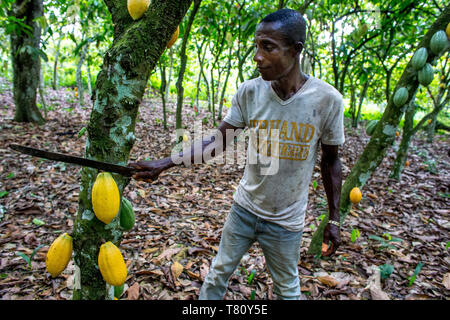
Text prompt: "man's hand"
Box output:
[[322, 223, 341, 257], [129, 158, 172, 182], [320, 143, 342, 257]]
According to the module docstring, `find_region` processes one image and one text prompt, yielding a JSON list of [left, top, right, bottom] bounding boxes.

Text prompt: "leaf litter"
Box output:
[[0, 77, 449, 300]]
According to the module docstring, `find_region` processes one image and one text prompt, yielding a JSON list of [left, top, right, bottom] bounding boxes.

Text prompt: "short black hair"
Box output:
[[260, 9, 307, 46]]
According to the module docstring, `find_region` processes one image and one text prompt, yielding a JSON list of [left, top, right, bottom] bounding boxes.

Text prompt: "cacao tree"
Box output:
[[308, 4, 450, 255], [72, 0, 193, 300], [175, 0, 202, 133], [390, 56, 449, 180], [10, 0, 46, 124]]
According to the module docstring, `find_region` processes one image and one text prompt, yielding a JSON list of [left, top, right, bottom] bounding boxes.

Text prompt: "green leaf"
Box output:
[[368, 235, 385, 242], [250, 289, 256, 300], [0, 191, 9, 198], [77, 127, 86, 138], [408, 262, 424, 286], [351, 228, 360, 242], [16, 252, 31, 267], [32, 218, 45, 226], [6, 172, 14, 179], [312, 180, 317, 190], [30, 244, 44, 261], [379, 264, 394, 280], [247, 269, 256, 285], [445, 242, 450, 250]]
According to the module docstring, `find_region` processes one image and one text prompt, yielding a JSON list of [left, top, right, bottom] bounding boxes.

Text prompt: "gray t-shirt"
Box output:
[[223, 76, 345, 232]]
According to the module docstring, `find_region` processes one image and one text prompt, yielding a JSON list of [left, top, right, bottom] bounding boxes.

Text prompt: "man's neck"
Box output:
[[271, 67, 308, 101]]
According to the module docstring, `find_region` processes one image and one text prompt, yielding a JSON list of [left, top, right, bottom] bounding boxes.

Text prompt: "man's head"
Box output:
[[254, 9, 307, 81]]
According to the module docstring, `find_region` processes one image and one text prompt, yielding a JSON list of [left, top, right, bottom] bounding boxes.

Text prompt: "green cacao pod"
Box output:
[[114, 284, 124, 299], [430, 30, 448, 55], [393, 87, 409, 107], [411, 48, 428, 70], [418, 63, 434, 87], [366, 119, 379, 136], [119, 198, 135, 231]]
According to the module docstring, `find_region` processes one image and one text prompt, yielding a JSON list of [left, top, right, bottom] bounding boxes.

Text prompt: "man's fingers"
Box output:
[[324, 242, 340, 257], [322, 242, 333, 256]]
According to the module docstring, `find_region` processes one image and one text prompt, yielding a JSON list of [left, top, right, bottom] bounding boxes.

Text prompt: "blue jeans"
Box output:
[[199, 202, 303, 300]]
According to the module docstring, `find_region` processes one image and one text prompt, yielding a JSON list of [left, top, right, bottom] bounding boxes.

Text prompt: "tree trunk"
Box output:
[[11, 0, 45, 125], [175, 0, 202, 134], [165, 47, 174, 102], [196, 41, 210, 112], [308, 6, 450, 255], [52, 33, 63, 90], [217, 47, 232, 121], [355, 76, 371, 127], [390, 98, 417, 180], [38, 60, 47, 118], [72, 0, 193, 300], [194, 64, 201, 112], [86, 57, 93, 96], [159, 61, 168, 130], [348, 77, 356, 128], [76, 41, 89, 108]]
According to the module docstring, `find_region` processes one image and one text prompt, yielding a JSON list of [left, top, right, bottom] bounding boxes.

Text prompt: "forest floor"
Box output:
[[0, 78, 449, 300]]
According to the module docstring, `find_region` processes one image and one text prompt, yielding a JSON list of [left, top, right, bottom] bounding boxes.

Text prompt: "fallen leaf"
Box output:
[[186, 270, 200, 280], [199, 263, 209, 281], [154, 247, 181, 264], [317, 275, 339, 287], [137, 189, 146, 198], [442, 273, 450, 290], [171, 261, 184, 279], [142, 248, 159, 254], [127, 282, 140, 300]]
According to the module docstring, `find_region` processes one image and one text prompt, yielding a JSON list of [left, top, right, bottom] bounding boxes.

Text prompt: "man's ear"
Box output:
[[296, 41, 304, 54]]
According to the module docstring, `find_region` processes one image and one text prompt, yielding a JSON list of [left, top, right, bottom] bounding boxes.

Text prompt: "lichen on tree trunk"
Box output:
[[308, 6, 450, 255], [71, 0, 194, 300]]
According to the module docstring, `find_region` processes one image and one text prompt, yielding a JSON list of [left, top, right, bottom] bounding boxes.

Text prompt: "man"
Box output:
[[130, 8, 344, 300]]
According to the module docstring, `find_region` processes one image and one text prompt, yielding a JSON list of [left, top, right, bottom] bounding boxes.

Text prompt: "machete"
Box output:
[[9, 144, 137, 177]]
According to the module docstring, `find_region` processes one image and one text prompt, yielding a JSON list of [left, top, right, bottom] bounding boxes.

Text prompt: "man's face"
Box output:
[[253, 22, 299, 81]]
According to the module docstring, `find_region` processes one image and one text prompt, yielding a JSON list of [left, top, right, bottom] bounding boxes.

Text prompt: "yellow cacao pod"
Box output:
[[167, 26, 179, 49], [349, 187, 362, 204], [127, 0, 150, 20], [447, 22, 450, 39], [46, 233, 73, 278], [98, 242, 127, 286], [92, 172, 120, 224]]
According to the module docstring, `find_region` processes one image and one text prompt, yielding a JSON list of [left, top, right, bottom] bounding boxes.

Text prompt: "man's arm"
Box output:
[[129, 121, 243, 181], [320, 142, 342, 257]]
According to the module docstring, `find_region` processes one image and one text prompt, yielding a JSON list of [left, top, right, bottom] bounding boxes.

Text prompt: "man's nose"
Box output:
[[253, 49, 263, 64]]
